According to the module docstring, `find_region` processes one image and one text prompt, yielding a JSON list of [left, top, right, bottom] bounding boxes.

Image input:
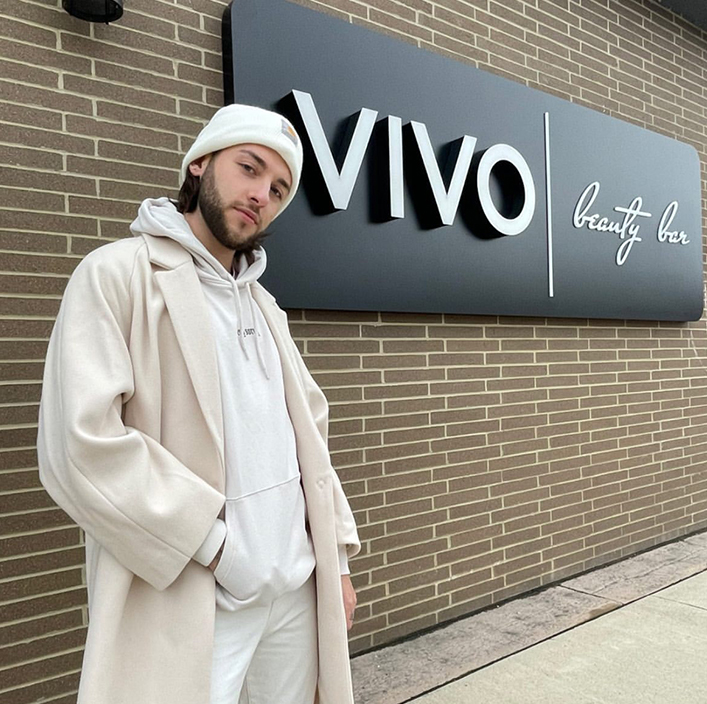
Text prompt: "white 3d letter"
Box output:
[[292, 90, 378, 211], [476, 144, 536, 236], [409, 121, 477, 226]]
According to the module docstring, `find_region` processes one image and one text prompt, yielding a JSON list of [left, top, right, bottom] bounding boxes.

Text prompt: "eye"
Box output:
[[271, 185, 283, 200], [240, 162, 256, 174]]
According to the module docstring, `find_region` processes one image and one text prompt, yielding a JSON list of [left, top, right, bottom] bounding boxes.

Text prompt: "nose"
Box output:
[[248, 177, 271, 206]]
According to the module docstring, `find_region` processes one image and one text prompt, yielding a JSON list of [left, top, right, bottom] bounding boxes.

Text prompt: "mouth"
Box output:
[[234, 207, 259, 226]]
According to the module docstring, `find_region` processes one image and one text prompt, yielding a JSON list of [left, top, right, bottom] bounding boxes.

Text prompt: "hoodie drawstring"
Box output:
[[231, 278, 269, 380], [247, 283, 270, 380], [232, 278, 249, 360]]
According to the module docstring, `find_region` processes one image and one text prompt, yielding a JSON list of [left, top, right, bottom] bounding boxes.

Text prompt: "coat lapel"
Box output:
[[144, 235, 224, 468]]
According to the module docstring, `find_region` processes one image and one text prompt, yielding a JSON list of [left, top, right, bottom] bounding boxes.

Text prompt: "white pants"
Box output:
[[210, 576, 318, 704]]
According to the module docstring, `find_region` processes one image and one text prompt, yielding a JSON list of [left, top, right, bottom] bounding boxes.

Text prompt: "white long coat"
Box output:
[[37, 233, 360, 704]]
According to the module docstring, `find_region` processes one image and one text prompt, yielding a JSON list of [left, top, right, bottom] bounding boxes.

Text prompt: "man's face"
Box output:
[[194, 143, 292, 254]]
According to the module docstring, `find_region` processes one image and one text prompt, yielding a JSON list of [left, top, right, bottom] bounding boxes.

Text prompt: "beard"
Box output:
[[197, 159, 269, 257]]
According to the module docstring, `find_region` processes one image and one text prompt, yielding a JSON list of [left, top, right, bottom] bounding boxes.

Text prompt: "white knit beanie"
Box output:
[[180, 103, 304, 215]]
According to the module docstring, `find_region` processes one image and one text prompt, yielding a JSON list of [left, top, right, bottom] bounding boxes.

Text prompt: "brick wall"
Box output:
[[1, 0, 707, 701]]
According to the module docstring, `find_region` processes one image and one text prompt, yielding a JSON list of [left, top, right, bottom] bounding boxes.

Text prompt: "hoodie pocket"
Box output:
[[214, 475, 313, 607]]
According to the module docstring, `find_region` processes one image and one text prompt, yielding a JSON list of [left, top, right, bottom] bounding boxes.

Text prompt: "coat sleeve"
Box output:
[[37, 243, 225, 591]]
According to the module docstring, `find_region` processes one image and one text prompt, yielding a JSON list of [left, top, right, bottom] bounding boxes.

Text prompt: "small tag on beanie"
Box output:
[[281, 119, 298, 145]]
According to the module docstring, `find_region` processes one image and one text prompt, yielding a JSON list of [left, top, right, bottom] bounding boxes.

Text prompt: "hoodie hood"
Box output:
[[130, 197, 270, 376], [129, 196, 267, 284]]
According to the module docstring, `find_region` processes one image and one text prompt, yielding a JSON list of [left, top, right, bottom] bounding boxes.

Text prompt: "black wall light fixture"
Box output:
[[63, 0, 123, 22]]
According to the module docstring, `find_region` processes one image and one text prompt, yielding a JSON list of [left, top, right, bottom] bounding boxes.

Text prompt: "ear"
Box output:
[[188, 153, 212, 178]]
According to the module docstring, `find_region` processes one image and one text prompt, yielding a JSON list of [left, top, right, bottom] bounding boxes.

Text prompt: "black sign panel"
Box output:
[[222, 0, 704, 321]]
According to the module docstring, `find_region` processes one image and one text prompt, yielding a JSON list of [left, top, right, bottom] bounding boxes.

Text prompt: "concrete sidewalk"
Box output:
[[352, 530, 707, 704], [416, 569, 707, 704]]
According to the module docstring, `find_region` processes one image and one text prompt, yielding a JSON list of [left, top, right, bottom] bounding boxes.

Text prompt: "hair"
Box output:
[[175, 168, 201, 214], [176, 149, 224, 214]]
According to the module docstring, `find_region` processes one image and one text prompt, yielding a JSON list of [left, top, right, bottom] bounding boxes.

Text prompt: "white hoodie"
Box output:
[[130, 198, 317, 610]]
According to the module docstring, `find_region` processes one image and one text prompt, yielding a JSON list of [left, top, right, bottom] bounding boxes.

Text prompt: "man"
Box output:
[[37, 104, 360, 704]]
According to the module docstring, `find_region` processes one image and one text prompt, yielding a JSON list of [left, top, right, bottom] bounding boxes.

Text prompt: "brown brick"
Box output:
[[0, 165, 96, 198], [366, 440, 431, 463], [62, 28, 178, 71], [360, 9, 431, 41], [303, 354, 361, 371], [364, 383, 428, 401], [382, 339, 442, 354], [362, 351, 428, 369], [367, 0, 416, 21], [179, 98, 221, 120], [95, 140, 179, 171], [371, 584, 436, 615], [448, 365, 501, 380], [431, 381, 488, 398], [386, 509, 448, 535], [0, 528, 81, 560], [384, 397, 445, 414], [308, 339, 379, 354], [446, 575, 504, 606], [66, 156, 175, 192], [67, 115, 177, 153], [0, 673, 81, 704], [370, 554, 435, 585], [66, 73, 177, 114], [369, 498, 434, 523], [384, 369, 446, 384], [365, 412, 429, 432], [329, 418, 363, 436], [348, 492, 384, 511], [329, 432, 381, 452], [0, 611, 83, 653], [368, 468, 432, 495], [0, 546, 85, 580], [387, 564, 451, 597], [9, 2, 56, 42], [1, 318, 55, 338], [330, 449, 364, 467], [420, 13, 479, 46], [446, 419, 499, 437], [382, 426, 444, 445], [0, 144, 63, 176], [428, 324, 484, 338], [329, 401, 382, 420], [0, 649, 84, 694], [100, 220, 150, 241], [1, 209, 98, 237], [301, 311, 375, 324], [94, 101, 199, 141], [291, 322, 363, 339], [432, 409, 488, 429], [175, 62, 223, 91], [0, 79, 92, 118], [0, 627, 85, 673], [0, 504, 73, 535], [384, 452, 448, 474], [0, 568, 82, 608]]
